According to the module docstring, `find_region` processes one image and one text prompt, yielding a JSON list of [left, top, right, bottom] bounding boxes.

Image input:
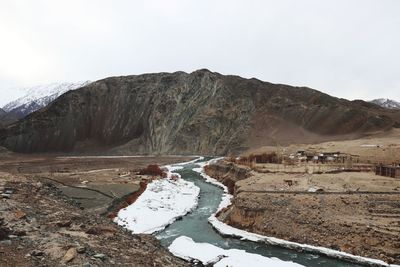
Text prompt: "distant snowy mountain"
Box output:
[[370, 98, 400, 109], [2, 81, 90, 119]]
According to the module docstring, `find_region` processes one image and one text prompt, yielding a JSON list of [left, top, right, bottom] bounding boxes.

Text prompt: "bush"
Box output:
[[138, 164, 167, 177], [237, 152, 281, 166]]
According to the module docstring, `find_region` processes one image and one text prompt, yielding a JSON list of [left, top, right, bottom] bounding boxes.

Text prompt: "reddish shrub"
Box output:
[[204, 165, 210, 172], [257, 152, 280, 163], [170, 174, 180, 181], [138, 164, 167, 177], [107, 179, 148, 219], [227, 156, 237, 163]]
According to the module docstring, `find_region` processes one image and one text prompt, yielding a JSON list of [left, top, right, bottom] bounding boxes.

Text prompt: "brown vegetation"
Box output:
[[138, 164, 167, 178], [229, 152, 282, 168], [107, 179, 148, 219]]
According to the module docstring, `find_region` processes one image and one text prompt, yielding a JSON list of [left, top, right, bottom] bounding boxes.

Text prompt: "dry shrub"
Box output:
[[227, 156, 237, 163], [171, 174, 180, 181], [255, 152, 280, 163], [138, 164, 167, 178], [107, 179, 148, 219], [237, 152, 281, 166]]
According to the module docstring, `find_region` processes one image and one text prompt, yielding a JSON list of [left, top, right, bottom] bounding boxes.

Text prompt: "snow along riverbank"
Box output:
[[193, 158, 400, 267], [169, 236, 303, 267], [114, 158, 202, 234]]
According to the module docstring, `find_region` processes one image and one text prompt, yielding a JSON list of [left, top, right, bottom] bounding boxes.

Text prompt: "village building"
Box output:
[[375, 164, 400, 178]]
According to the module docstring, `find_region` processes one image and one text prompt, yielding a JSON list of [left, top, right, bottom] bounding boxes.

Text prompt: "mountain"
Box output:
[[370, 98, 400, 109], [2, 81, 90, 120], [0, 109, 18, 128], [0, 108, 5, 127], [0, 70, 399, 155]]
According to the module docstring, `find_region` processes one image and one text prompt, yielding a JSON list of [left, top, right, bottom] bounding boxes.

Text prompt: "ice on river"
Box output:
[[114, 163, 200, 234], [169, 236, 304, 267]]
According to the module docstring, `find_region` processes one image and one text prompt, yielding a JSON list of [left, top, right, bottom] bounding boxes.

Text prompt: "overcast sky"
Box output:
[[1, 0, 399, 106]]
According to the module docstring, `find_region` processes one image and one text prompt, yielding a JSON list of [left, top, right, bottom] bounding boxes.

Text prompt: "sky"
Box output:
[[0, 0, 399, 106]]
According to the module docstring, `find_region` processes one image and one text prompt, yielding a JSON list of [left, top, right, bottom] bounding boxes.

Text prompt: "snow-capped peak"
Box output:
[[370, 98, 400, 109], [2, 81, 90, 113]]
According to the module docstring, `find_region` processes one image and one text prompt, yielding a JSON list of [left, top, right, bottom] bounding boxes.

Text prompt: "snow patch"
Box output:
[[2, 81, 90, 112], [114, 157, 202, 234], [169, 236, 303, 267], [370, 98, 400, 109]]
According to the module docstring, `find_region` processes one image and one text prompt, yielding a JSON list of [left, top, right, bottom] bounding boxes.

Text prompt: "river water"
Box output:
[[156, 159, 362, 267]]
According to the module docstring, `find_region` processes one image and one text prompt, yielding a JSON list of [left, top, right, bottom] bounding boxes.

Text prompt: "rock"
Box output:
[[56, 220, 72, 228], [61, 247, 77, 263], [93, 253, 106, 260], [1, 193, 11, 199], [13, 230, 26, 236], [0, 240, 12, 245], [86, 226, 116, 235], [77, 246, 86, 254], [44, 245, 65, 261], [14, 210, 27, 220], [31, 250, 44, 257], [82, 262, 92, 267], [0, 227, 10, 240]]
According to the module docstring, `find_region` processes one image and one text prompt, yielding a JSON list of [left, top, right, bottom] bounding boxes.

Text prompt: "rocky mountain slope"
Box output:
[[1, 70, 399, 155], [0, 109, 17, 128], [2, 81, 90, 121], [370, 98, 400, 109], [0, 108, 5, 127]]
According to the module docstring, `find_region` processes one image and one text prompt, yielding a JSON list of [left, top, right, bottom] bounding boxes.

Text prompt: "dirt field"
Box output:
[[238, 170, 400, 193], [245, 129, 400, 164], [0, 152, 194, 267], [0, 154, 194, 213]]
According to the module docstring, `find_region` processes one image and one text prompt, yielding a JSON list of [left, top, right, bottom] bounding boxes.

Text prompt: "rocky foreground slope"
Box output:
[[0, 175, 190, 267], [1, 70, 399, 154]]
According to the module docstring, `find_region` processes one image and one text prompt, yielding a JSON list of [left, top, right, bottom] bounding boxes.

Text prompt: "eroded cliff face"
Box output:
[[218, 193, 400, 264], [1, 69, 399, 154], [204, 161, 251, 194], [207, 160, 400, 264]]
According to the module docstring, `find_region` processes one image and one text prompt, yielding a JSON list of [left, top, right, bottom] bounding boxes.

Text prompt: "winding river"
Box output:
[[155, 158, 362, 267]]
